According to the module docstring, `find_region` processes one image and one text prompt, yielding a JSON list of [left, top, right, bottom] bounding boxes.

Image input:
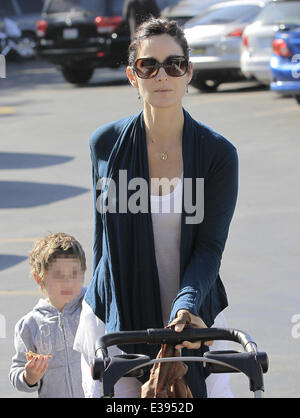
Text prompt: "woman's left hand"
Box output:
[[168, 309, 213, 350]]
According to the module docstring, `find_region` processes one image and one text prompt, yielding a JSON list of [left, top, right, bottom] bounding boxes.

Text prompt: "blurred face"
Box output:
[[127, 34, 193, 109], [43, 257, 84, 311]]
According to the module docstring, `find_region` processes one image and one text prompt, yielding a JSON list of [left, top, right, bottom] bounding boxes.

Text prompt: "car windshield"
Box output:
[[17, 0, 44, 14], [184, 4, 262, 27], [254, 1, 300, 26], [0, 0, 16, 17], [46, 0, 123, 15]]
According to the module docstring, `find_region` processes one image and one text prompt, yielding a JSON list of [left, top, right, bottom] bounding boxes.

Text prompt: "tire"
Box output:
[[61, 66, 94, 85], [295, 95, 300, 105], [16, 33, 37, 60], [190, 77, 221, 92]]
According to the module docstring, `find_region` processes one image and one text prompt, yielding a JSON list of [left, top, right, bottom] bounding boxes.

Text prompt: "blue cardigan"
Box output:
[[85, 109, 238, 396]]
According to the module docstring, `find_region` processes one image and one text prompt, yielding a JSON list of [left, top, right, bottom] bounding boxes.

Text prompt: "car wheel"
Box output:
[[295, 96, 300, 106], [17, 33, 37, 60], [190, 77, 221, 92], [61, 66, 94, 84]]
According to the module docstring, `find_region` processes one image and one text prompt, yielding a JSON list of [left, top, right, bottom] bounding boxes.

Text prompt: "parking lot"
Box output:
[[0, 58, 299, 398]]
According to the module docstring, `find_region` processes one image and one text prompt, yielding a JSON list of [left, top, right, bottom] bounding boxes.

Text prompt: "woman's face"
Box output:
[[127, 34, 193, 109]]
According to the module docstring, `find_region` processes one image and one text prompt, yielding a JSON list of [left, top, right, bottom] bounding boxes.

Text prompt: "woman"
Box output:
[[74, 17, 238, 398]]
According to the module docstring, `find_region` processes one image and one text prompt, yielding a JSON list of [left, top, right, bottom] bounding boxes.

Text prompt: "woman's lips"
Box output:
[[154, 89, 172, 93]]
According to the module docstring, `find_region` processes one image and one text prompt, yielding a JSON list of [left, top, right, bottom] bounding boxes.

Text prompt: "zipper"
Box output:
[[58, 312, 74, 397]]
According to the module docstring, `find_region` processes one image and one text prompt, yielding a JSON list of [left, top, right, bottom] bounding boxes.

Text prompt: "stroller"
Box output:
[[91, 326, 269, 398]]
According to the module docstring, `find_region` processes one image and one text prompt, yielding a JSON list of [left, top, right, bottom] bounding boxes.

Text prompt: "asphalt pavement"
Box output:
[[0, 59, 299, 398]]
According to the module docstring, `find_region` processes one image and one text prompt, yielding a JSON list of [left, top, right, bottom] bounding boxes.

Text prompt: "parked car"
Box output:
[[161, 0, 227, 26], [184, 0, 267, 91], [0, 17, 24, 60], [270, 27, 300, 105], [0, 0, 45, 59], [241, 0, 300, 85], [36, 0, 131, 85]]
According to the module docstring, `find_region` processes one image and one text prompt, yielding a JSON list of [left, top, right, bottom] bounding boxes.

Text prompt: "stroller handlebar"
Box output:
[[95, 327, 258, 357]]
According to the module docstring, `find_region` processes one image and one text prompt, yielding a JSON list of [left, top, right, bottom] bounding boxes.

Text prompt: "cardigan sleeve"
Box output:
[[91, 152, 103, 274], [169, 145, 239, 323]]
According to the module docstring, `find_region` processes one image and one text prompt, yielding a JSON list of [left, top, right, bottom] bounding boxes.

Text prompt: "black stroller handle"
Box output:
[[93, 327, 269, 397], [95, 327, 257, 359]]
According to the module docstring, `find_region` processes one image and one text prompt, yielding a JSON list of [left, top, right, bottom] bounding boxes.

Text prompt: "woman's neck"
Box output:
[[143, 104, 184, 146]]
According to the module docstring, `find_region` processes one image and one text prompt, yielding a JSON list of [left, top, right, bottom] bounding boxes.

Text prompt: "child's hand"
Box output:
[[24, 355, 49, 387]]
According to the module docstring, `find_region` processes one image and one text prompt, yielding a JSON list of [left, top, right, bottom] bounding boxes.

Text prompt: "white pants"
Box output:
[[74, 301, 234, 398]]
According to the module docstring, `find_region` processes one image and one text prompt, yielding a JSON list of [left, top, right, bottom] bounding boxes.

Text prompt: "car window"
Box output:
[[108, 0, 124, 15], [163, 0, 226, 16], [240, 7, 263, 24], [46, 0, 107, 14], [157, 0, 180, 9], [254, 1, 300, 26], [0, 0, 16, 17], [185, 5, 263, 26], [17, 0, 44, 14]]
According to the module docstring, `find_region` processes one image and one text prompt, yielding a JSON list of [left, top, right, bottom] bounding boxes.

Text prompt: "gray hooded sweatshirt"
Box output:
[[9, 288, 86, 398]]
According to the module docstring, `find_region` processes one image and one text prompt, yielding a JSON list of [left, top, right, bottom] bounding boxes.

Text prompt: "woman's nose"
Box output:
[[156, 66, 168, 80]]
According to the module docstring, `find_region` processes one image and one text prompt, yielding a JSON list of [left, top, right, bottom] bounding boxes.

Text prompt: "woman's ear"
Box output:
[[126, 66, 139, 88], [187, 62, 194, 85]]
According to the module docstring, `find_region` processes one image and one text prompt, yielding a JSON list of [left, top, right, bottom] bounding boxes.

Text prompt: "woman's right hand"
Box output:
[[24, 355, 48, 387], [168, 309, 214, 350]]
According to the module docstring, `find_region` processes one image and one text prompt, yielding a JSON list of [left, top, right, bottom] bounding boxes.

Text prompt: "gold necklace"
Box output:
[[160, 152, 168, 161], [148, 137, 168, 161]]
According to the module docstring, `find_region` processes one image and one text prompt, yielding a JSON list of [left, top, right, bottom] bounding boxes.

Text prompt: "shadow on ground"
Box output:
[[0, 255, 27, 272], [0, 152, 74, 170], [0, 181, 89, 208]]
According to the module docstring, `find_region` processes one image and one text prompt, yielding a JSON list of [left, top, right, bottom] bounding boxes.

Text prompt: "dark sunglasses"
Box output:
[[133, 55, 189, 79]]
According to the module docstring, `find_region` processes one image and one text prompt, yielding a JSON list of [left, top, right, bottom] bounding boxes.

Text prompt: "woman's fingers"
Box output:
[[174, 323, 185, 333], [175, 340, 201, 350], [170, 309, 215, 348]]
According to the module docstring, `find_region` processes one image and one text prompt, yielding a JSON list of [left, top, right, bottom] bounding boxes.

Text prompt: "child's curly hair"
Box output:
[[29, 232, 86, 286]]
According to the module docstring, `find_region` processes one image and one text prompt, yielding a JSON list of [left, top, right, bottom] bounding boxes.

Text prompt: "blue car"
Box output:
[[270, 26, 300, 106]]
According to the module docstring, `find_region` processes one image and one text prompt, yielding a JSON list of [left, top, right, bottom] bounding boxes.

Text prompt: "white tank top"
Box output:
[[150, 177, 183, 326]]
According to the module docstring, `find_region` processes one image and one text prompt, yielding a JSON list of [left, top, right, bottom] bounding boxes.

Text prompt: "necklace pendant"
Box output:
[[160, 152, 168, 161]]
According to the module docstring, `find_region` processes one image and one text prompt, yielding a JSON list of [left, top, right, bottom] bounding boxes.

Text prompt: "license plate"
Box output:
[[191, 47, 206, 56], [63, 28, 78, 40]]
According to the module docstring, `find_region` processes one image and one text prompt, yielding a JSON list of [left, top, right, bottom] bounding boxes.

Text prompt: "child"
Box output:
[[9, 232, 87, 398]]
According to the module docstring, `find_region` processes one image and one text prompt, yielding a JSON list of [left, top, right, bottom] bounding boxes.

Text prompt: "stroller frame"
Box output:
[[91, 326, 269, 398]]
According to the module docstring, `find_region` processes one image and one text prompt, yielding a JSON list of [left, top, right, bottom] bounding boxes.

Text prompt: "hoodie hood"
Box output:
[[33, 286, 87, 316]]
